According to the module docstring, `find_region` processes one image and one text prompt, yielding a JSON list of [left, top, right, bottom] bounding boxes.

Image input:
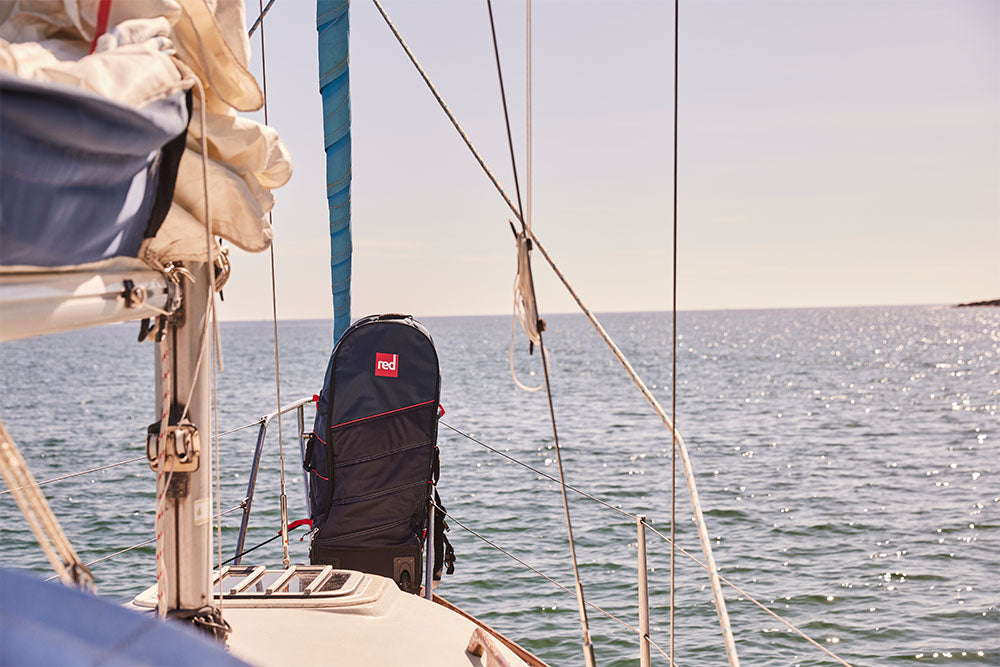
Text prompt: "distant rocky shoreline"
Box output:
[[956, 298, 1000, 307]]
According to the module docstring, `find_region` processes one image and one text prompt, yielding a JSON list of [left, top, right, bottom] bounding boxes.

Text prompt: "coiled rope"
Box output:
[[509, 232, 546, 392]]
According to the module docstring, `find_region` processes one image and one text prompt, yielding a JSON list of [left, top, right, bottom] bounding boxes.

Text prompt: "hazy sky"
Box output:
[[220, 0, 999, 323]]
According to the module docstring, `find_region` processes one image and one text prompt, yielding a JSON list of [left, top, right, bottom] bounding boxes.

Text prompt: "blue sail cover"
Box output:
[[317, 0, 352, 343], [0, 568, 245, 665], [0, 73, 189, 268]]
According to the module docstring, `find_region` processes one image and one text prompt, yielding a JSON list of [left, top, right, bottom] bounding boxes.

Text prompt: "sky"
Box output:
[[219, 0, 999, 322]]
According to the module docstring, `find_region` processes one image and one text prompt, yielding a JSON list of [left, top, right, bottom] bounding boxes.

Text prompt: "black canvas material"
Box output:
[[304, 315, 447, 589]]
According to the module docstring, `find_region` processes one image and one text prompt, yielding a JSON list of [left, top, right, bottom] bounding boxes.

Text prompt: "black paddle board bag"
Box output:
[[304, 314, 442, 593]]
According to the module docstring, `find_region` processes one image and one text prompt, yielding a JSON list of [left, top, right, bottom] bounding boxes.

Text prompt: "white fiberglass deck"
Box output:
[[132, 568, 543, 666]]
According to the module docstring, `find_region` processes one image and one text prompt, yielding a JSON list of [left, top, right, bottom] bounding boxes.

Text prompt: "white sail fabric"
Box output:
[[0, 0, 291, 267]]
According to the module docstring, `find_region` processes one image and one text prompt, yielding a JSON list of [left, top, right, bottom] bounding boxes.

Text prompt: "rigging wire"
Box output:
[[433, 500, 673, 665], [256, 0, 291, 570], [372, 3, 841, 663], [526, 0, 532, 230], [442, 419, 854, 666], [370, 0, 735, 659], [221, 520, 311, 566], [524, 228, 740, 664], [670, 0, 679, 659], [43, 504, 245, 580], [484, 2, 594, 663], [247, 0, 277, 38], [0, 456, 144, 496], [215, 419, 265, 440], [191, 69, 227, 630], [371, 0, 522, 226], [486, 0, 525, 230], [441, 420, 635, 522], [640, 524, 852, 667]]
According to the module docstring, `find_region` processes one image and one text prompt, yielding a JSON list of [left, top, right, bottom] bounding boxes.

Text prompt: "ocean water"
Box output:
[[1, 306, 997, 665]]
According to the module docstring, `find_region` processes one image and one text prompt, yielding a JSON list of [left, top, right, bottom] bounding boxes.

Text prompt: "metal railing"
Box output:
[[231, 396, 314, 566]]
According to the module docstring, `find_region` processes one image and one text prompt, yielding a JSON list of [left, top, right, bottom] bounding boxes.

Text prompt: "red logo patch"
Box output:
[[375, 353, 398, 377]]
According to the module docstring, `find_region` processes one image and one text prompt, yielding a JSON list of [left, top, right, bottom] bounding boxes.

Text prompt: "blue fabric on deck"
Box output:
[[317, 0, 352, 344], [0, 568, 246, 665], [0, 74, 188, 268]]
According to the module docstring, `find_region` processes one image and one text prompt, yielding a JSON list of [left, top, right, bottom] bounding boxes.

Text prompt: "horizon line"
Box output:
[[216, 300, 983, 324]]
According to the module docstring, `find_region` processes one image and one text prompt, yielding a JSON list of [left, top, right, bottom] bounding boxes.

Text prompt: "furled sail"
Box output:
[[0, 0, 291, 341], [316, 0, 352, 343], [0, 0, 292, 271]]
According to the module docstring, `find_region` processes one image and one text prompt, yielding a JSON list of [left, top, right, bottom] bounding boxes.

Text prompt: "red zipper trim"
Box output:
[[330, 400, 435, 430], [88, 0, 113, 54]]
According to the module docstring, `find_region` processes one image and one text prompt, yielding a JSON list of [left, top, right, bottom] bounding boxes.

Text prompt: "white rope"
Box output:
[[443, 419, 854, 666], [526, 228, 740, 664], [153, 337, 172, 617], [372, 0, 737, 658], [194, 63, 226, 615], [0, 419, 94, 590], [509, 232, 546, 392], [436, 501, 675, 665]]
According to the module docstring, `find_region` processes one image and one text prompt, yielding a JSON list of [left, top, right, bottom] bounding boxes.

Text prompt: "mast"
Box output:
[[154, 261, 215, 614]]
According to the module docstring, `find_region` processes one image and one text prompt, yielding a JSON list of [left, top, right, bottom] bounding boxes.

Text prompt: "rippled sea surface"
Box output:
[[2, 306, 997, 665]]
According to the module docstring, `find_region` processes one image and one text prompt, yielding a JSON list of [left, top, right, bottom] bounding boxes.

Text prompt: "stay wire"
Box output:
[[443, 420, 853, 666], [433, 500, 671, 665], [220, 520, 312, 566], [670, 0, 679, 659], [485, 0, 525, 231], [214, 419, 265, 440], [44, 504, 245, 580], [372, 2, 746, 662], [257, 0, 290, 570], [440, 420, 635, 522], [371, 0, 523, 226], [642, 526, 851, 667], [222, 533, 280, 566], [0, 456, 145, 496], [483, 2, 594, 662], [526, 0, 532, 230], [247, 0, 277, 37]]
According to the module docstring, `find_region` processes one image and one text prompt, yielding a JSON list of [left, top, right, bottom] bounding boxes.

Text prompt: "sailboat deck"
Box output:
[[132, 569, 544, 666]]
